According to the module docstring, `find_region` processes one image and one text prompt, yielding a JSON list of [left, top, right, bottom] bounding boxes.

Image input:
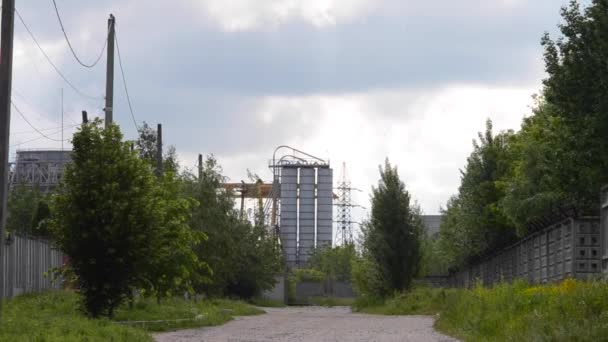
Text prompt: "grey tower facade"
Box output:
[[272, 147, 333, 268]]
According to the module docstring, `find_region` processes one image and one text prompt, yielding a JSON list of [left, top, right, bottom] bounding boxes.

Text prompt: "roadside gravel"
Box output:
[[154, 306, 457, 342]]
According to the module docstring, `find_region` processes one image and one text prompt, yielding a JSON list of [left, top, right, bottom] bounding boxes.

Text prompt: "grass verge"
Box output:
[[353, 279, 608, 341], [0, 291, 150, 342], [0, 290, 264, 341], [249, 297, 287, 307], [309, 296, 355, 307]]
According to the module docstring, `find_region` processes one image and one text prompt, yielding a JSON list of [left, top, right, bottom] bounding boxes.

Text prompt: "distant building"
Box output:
[[9, 149, 72, 191], [421, 215, 443, 239]]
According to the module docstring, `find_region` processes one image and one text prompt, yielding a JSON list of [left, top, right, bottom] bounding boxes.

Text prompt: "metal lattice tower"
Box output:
[[335, 162, 353, 246]]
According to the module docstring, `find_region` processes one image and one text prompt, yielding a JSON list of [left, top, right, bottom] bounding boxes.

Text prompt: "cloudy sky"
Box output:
[[10, 0, 576, 223]]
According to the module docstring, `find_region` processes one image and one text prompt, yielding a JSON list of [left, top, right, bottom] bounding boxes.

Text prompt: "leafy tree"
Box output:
[[438, 120, 517, 268], [184, 155, 281, 298], [135, 121, 179, 173], [499, 101, 571, 234], [135, 121, 157, 165], [50, 120, 198, 317], [308, 244, 357, 282], [360, 159, 422, 296], [31, 199, 52, 238], [143, 170, 209, 303], [225, 221, 282, 298], [6, 184, 49, 237], [500, 0, 608, 228]]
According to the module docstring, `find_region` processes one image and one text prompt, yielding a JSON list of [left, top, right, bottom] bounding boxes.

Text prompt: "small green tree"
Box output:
[[143, 170, 209, 303], [51, 120, 182, 317], [185, 155, 281, 298], [308, 244, 357, 282], [362, 159, 422, 296], [6, 184, 47, 236]]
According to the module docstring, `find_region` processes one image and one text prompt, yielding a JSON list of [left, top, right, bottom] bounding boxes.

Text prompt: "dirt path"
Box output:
[[154, 306, 457, 342]]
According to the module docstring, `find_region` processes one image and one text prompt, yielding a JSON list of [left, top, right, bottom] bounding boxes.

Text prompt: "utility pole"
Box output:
[[104, 14, 115, 128], [155, 123, 162, 177], [82, 110, 88, 124], [0, 0, 15, 315], [198, 154, 203, 181]]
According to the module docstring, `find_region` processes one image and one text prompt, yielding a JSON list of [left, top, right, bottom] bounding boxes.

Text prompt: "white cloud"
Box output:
[[214, 84, 537, 227], [196, 0, 376, 31]]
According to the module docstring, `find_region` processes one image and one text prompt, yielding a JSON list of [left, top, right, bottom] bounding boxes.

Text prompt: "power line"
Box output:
[[11, 101, 69, 142], [51, 0, 107, 68], [14, 9, 103, 101], [11, 123, 78, 135], [10, 126, 65, 147], [115, 30, 139, 132]]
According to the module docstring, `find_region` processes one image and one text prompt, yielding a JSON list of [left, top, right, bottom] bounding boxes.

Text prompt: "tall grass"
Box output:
[[354, 279, 608, 341], [0, 291, 150, 342], [0, 291, 264, 341]]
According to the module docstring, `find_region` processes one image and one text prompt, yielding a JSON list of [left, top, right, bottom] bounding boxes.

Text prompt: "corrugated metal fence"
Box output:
[[1, 235, 64, 298]]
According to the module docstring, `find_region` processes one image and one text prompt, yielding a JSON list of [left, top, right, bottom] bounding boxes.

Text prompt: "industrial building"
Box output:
[[422, 215, 443, 238], [269, 146, 333, 267], [9, 149, 72, 190]]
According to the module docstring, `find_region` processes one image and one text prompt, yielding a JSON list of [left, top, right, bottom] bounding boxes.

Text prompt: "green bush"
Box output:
[[287, 268, 326, 302], [0, 290, 264, 340], [0, 291, 150, 342], [354, 279, 608, 342]]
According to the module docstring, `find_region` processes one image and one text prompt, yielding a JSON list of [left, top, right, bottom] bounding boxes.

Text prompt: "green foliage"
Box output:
[[135, 121, 179, 173], [0, 291, 150, 342], [287, 268, 326, 302], [437, 1, 608, 271], [351, 254, 385, 298], [499, 102, 571, 234], [0, 290, 264, 340], [355, 279, 608, 341], [6, 184, 51, 237], [438, 120, 517, 269], [539, 0, 608, 214], [307, 244, 357, 282], [419, 232, 450, 276], [353, 286, 454, 316], [142, 170, 209, 303], [499, 0, 608, 233], [135, 121, 158, 166], [359, 159, 422, 297], [249, 297, 287, 307], [113, 296, 263, 332], [184, 155, 281, 299], [50, 120, 201, 317], [308, 296, 355, 307]]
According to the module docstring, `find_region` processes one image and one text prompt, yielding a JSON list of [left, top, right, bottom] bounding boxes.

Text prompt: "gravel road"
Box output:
[[154, 306, 457, 342]]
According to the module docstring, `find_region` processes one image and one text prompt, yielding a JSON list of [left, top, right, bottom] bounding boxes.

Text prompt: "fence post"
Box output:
[[601, 185, 608, 276]]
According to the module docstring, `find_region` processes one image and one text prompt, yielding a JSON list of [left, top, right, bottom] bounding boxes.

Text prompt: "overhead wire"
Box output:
[[51, 0, 107, 68], [11, 123, 78, 135], [115, 30, 139, 132], [15, 8, 103, 101], [10, 126, 66, 147], [11, 101, 70, 142]]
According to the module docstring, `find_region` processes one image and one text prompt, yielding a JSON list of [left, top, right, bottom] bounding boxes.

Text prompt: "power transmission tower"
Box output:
[[335, 162, 359, 246], [104, 14, 115, 128], [0, 0, 15, 316]]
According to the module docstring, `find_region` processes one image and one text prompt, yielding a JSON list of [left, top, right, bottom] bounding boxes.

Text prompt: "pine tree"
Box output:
[[363, 159, 422, 296]]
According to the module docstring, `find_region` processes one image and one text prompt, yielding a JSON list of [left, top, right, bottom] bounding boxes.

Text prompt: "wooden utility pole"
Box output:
[[0, 0, 15, 315], [198, 154, 203, 181], [104, 14, 115, 128], [155, 123, 162, 177]]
